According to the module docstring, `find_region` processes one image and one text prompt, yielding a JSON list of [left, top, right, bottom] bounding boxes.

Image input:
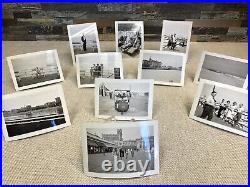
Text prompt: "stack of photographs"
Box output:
[[189, 80, 248, 137], [82, 121, 159, 178], [7, 50, 64, 91], [2, 85, 71, 141], [95, 78, 154, 121], [76, 52, 124, 88]]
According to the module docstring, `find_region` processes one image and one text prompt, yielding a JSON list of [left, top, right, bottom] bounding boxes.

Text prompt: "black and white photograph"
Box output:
[[160, 20, 192, 58], [189, 80, 248, 137], [2, 85, 71, 141], [82, 121, 159, 178], [7, 50, 64, 91], [76, 52, 123, 88], [138, 50, 186, 86], [67, 23, 100, 64], [194, 52, 248, 89], [115, 21, 144, 57], [95, 78, 154, 120]]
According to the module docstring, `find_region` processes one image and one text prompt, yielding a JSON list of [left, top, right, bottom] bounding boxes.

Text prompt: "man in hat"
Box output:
[[200, 89, 217, 121]]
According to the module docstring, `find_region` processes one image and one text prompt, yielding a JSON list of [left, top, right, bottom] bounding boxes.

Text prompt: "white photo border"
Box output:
[[2, 84, 71, 142], [138, 50, 187, 87], [7, 49, 64, 91], [82, 120, 160, 178], [67, 23, 101, 65], [76, 52, 124, 88], [95, 78, 154, 121], [194, 51, 248, 89], [189, 79, 248, 137]]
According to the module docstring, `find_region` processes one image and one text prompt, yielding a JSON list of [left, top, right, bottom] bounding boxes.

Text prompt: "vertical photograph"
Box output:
[[82, 121, 159, 178], [160, 20, 192, 56], [76, 52, 124, 88], [189, 80, 248, 137], [194, 52, 248, 89], [2, 85, 71, 141], [7, 50, 64, 91], [67, 23, 100, 64], [138, 50, 186, 86], [95, 78, 154, 120], [115, 21, 144, 57]]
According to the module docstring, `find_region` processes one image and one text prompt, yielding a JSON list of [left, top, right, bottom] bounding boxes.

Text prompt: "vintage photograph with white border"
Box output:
[[138, 50, 186, 86], [194, 51, 248, 89], [115, 21, 144, 57], [189, 79, 248, 137], [7, 49, 64, 91], [67, 23, 100, 64], [95, 78, 154, 121], [2, 84, 71, 141], [82, 120, 159, 178], [76, 52, 124, 88]]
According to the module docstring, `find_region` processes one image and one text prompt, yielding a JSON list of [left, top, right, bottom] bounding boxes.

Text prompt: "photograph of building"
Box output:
[[139, 50, 185, 85], [116, 21, 144, 56], [77, 53, 123, 87], [196, 52, 248, 88]]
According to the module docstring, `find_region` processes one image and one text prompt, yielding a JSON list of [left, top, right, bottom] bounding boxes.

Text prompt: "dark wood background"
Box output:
[[2, 3, 248, 42]]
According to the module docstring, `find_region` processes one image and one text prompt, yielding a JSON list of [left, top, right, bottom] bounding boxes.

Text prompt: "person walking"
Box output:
[[200, 90, 217, 121]]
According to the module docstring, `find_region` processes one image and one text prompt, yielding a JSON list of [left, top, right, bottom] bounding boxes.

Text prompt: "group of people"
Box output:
[[198, 90, 246, 128], [199, 90, 247, 127], [90, 64, 103, 78], [112, 147, 136, 160], [118, 31, 142, 54], [166, 34, 177, 50]]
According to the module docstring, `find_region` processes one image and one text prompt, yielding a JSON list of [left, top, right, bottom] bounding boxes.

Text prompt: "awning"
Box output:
[[87, 140, 99, 147], [95, 141, 107, 147]]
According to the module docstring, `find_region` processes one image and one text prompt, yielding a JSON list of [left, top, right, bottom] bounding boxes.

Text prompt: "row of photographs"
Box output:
[[7, 49, 248, 91], [2, 79, 248, 143], [67, 20, 193, 62]]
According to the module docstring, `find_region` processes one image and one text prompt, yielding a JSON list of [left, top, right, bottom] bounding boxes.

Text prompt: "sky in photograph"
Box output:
[[70, 24, 97, 43], [202, 55, 248, 78], [11, 51, 57, 71], [79, 53, 122, 71], [118, 23, 142, 32], [87, 125, 154, 141], [200, 83, 248, 109], [3, 88, 61, 111], [143, 52, 183, 67], [162, 21, 191, 38], [100, 81, 150, 93]]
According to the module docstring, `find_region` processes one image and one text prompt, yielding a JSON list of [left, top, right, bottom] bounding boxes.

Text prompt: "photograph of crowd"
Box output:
[[138, 50, 186, 86], [190, 80, 248, 137], [194, 52, 248, 89], [82, 121, 159, 178], [115, 21, 144, 56], [160, 20, 192, 55], [95, 78, 153, 120], [2, 85, 70, 141], [76, 53, 123, 88], [67, 23, 100, 64], [7, 50, 64, 91]]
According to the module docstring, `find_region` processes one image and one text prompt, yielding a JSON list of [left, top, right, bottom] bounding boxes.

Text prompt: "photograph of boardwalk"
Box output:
[[77, 53, 123, 87], [68, 23, 100, 59], [2, 85, 69, 141], [160, 20, 192, 54], [8, 50, 63, 90], [139, 50, 185, 86], [196, 52, 248, 88], [96, 79, 153, 119], [116, 21, 144, 56], [191, 81, 248, 136]]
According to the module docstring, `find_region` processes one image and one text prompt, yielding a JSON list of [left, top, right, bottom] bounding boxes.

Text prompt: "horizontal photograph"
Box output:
[[189, 80, 248, 137], [2, 85, 71, 141], [115, 21, 144, 57], [160, 20, 192, 58], [138, 50, 186, 86], [82, 121, 159, 178], [7, 50, 64, 91], [67, 23, 100, 64], [194, 52, 248, 89], [95, 78, 154, 120], [76, 52, 123, 88]]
